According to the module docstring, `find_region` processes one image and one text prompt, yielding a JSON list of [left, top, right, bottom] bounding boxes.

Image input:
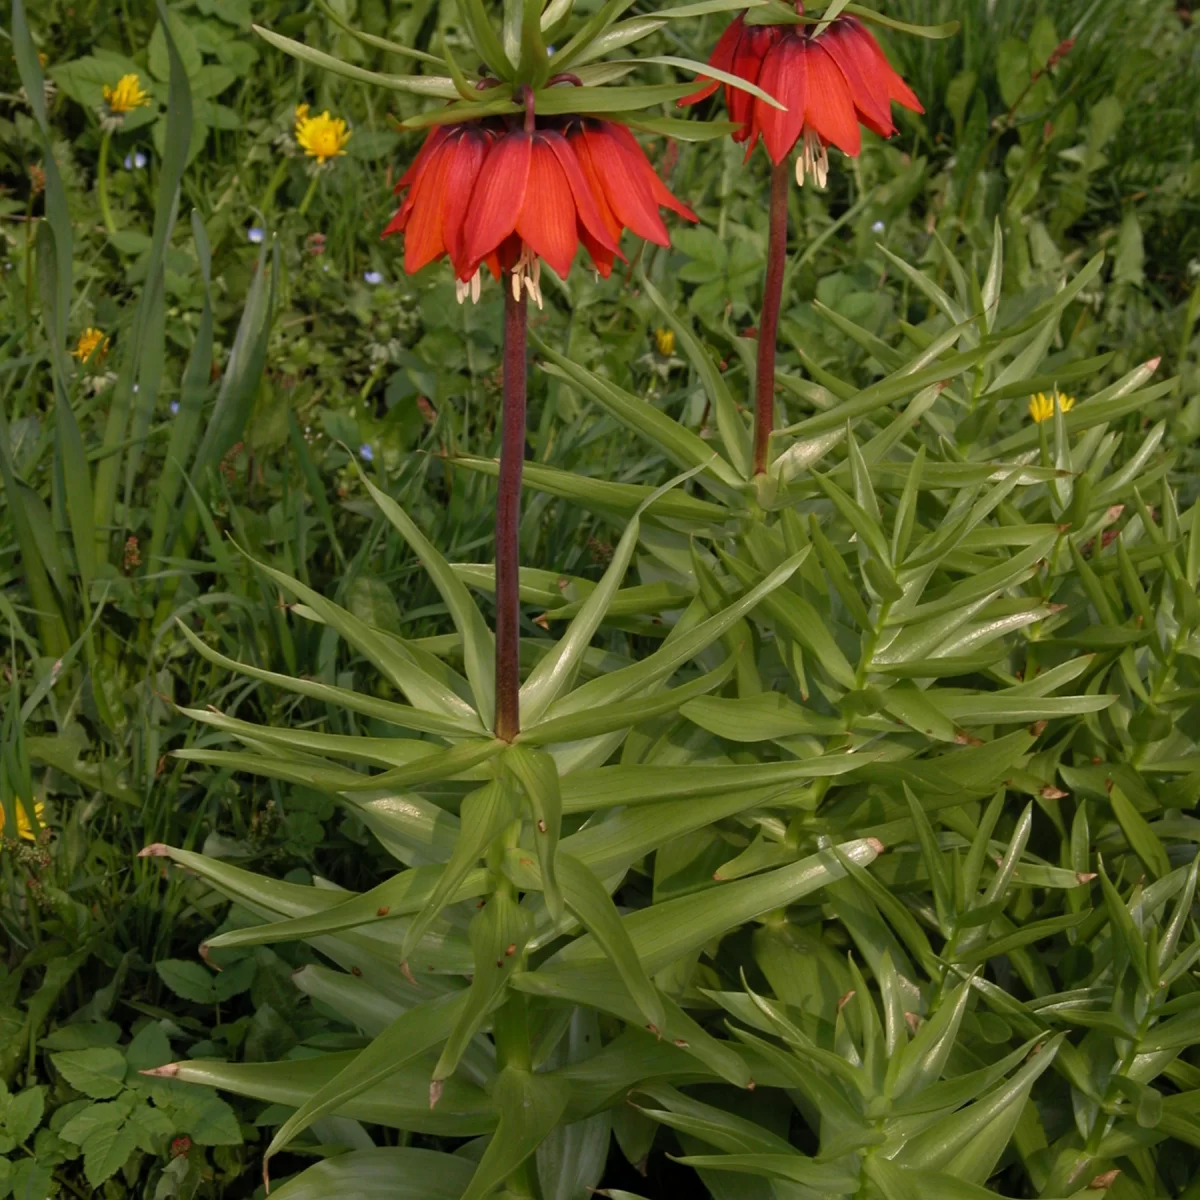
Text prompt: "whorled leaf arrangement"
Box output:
[[142, 208, 1200, 1197]]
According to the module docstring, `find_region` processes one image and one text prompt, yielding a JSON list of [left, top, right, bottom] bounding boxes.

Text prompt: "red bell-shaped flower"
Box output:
[[681, 12, 923, 185], [384, 112, 696, 304]]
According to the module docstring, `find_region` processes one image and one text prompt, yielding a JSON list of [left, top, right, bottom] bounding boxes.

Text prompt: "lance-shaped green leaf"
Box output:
[[547, 550, 809, 718], [1097, 857, 1153, 994], [892, 1036, 1063, 1181], [260, 991, 472, 1158], [718, 550, 855, 688], [634, 1084, 796, 1155], [536, 343, 743, 491], [559, 851, 665, 1032], [843, 5, 959, 36], [272, 1148, 475, 1200], [402, 779, 520, 964], [341, 738, 504, 792], [173, 620, 478, 737], [519, 659, 734, 746], [462, 1068, 570, 1200], [505, 745, 564, 922], [358, 471, 496, 728], [560, 754, 867, 812], [682, 692, 844, 741], [140, 843, 348, 920], [669, 1152, 859, 1191], [550, 838, 881, 975], [314, 0, 447, 65], [201, 863, 490, 952], [1109, 784, 1171, 880], [170, 748, 365, 794], [885, 978, 973, 1102], [451, 455, 731, 524], [788, 327, 986, 438], [146, 1045, 491, 1139], [434, 892, 531, 1084], [177, 705, 452, 770], [253, 25, 462, 95], [568, 18, 667, 66], [521, 466, 702, 724], [241, 551, 479, 723]]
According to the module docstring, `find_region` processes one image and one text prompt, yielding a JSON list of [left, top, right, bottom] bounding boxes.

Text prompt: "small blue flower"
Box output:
[[134, 150, 147, 169], [871, 220, 886, 233], [124, 153, 134, 170], [248, 227, 265, 244], [359, 443, 374, 462], [170, 400, 180, 415], [364, 270, 383, 285]]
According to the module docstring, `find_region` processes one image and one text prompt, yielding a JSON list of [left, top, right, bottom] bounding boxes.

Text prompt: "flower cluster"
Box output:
[[682, 14, 923, 185], [384, 115, 694, 306]]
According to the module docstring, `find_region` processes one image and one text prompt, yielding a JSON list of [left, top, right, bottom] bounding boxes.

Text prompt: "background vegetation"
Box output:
[[2, 0, 1199, 1196]]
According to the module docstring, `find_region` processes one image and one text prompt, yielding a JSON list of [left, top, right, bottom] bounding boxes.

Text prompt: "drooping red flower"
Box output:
[[383, 115, 696, 304], [681, 13, 923, 185]]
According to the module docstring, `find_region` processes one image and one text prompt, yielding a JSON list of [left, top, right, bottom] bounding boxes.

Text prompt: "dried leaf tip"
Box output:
[[867, 837, 885, 854], [140, 1063, 180, 1077], [139, 843, 170, 857], [429, 1079, 444, 1109]]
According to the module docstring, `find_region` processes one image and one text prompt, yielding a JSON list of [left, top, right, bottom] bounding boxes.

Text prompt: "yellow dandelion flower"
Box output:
[[654, 327, 675, 357], [102, 73, 150, 115], [295, 103, 309, 122], [1, 799, 45, 841], [295, 109, 351, 164], [1028, 392, 1076, 424], [72, 327, 109, 364]]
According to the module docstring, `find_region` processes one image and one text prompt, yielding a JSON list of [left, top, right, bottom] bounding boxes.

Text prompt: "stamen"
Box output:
[[512, 245, 544, 310], [456, 268, 483, 305], [796, 128, 829, 189]]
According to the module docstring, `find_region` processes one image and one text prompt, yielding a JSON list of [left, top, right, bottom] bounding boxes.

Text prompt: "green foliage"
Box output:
[[2, 0, 1199, 1197]]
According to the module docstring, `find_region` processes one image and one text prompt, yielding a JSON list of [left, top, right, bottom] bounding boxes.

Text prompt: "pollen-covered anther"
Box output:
[[456, 269, 482, 305], [796, 128, 829, 188], [511, 247, 543, 309]]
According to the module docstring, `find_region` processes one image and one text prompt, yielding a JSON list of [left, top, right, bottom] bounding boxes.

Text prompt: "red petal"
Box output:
[[382, 206, 407, 239], [461, 132, 532, 274], [754, 35, 805, 164], [607, 123, 697, 223], [853, 18, 923, 113], [822, 20, 894, 136], [516, 136, 579, 278], [579, 221, 618, 277], [679, 15, 744, 107], [403, 137, 456, 273], [727, 24, 777, 132], [543, 129, 618, 253], [395, 125, 450, 195], [573, 125, 668, 246], [805, 39, 862, 156], [440, 128, 490, 275]]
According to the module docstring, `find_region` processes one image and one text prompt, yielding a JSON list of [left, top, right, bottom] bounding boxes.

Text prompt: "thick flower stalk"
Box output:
[[684, 9, 922, 475], [382, 90, 693, 739]]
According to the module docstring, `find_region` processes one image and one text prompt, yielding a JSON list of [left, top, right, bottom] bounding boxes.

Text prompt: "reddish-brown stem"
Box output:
[[494, 282, 527, 742], [754, 159, 790, 477]]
